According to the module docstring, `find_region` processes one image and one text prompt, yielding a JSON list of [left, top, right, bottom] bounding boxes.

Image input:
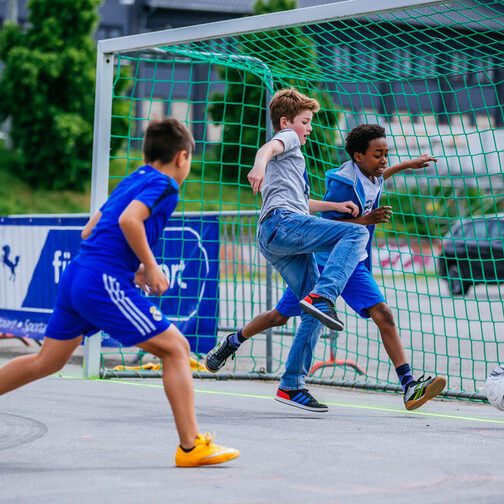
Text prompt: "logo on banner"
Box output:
[[160, 260, 188, 290], [154, 226, 211, 322], [2, 245, 21, 281], [52, 250, 72, 283]]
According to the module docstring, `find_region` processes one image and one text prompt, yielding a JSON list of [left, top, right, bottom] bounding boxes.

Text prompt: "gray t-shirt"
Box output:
[[259, 129, 310, 222]]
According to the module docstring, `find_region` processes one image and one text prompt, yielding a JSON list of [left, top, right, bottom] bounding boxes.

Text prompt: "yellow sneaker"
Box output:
[[175, 433, 240, 467]]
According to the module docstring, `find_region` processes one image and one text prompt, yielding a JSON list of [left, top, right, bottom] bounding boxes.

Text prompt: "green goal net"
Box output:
[[95, 0, 504, 400]]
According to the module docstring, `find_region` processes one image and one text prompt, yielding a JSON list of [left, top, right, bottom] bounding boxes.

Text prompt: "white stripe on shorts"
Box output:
[[108, 275, 157, 333], [108, 276, 155, 333], [123, 295, 157, 332], [102, 274, 156, 336]]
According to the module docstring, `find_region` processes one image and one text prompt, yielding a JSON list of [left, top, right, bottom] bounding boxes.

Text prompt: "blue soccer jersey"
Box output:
[[45, 165, 178, 346], [76, 164, 179, 276]]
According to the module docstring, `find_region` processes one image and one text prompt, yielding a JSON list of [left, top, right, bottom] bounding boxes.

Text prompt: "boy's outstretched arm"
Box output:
[[248, 139, 284, 195], [119, 200, 168, 296], [309, 199, 359, 217], [383, 154, 437, 180], [81, 211, 102, 239]]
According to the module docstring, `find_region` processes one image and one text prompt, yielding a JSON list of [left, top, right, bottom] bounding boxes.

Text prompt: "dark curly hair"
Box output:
[[345, 124, 386, 161]]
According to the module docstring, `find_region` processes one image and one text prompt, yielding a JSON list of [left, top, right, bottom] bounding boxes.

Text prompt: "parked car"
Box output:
[[438, 216, 504, 296]]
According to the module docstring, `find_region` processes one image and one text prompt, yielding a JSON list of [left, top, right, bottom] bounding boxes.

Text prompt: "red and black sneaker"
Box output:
[[299, 293, 344, 331], [275, 388, 328, 412]]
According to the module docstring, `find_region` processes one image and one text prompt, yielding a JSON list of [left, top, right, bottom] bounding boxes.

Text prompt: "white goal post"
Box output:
[[85, 0, 451, 377]]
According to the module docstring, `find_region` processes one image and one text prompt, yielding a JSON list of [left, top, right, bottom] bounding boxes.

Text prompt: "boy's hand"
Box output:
[[335, 201, 359, 217], [407, 154, 438, 170], [144, 263, 169, 297], [248, 165, 265, 195], [361, 206, 393, 225], [134, 264, 151, 294]]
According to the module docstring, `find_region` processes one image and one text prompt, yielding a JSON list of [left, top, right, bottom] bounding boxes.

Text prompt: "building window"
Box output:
[[140, 99, 166, 131], [167, 100, 193, 133], [95, 25, 123, 42]]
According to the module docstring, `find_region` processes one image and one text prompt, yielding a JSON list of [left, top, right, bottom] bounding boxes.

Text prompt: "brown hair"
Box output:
[[269, 88, 320, 131], [143, 117, 195, 164]]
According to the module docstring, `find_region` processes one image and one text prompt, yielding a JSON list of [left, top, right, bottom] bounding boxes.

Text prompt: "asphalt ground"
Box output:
[[1, 346, 504, 504]]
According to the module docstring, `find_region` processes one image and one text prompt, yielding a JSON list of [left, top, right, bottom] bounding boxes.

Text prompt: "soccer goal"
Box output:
[[88, 0, 504, 401]]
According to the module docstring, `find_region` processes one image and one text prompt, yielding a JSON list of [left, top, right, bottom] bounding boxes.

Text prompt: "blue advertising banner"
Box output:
[[0, 216, 219, 352], [150, 218, 219, 353]]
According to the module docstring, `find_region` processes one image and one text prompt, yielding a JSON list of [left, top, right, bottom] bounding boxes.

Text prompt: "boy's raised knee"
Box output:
[[268, 310, 289, 327], [370, 303, 395, 328], [38, 356, 68, 377], [174, 334, 191, 358], [143, 327, 191, 360], [159, 336, 190, 361], [354, 223, 370, 242], [342, 221, 369, 245]]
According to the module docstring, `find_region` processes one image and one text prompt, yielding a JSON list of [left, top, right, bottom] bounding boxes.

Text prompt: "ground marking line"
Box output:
[[57, 374, 504, 425]]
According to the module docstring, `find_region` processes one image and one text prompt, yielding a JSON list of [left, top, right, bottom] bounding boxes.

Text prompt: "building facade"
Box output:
[[1, 0, 503, 156]]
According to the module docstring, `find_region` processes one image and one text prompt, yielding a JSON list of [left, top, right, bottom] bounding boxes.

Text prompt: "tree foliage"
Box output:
[[0, 0, 128, 191], [208, 0, 339, 187]]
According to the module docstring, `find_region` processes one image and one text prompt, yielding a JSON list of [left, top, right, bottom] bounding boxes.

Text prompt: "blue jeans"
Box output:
[[258, 209, 369, 389]]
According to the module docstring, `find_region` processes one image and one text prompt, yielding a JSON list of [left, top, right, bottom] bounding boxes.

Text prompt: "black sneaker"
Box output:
[[403, 375, 446, 410], [299, 293, 344, 331], [275, 388, 328, 412], [205, 334, 237, 373]]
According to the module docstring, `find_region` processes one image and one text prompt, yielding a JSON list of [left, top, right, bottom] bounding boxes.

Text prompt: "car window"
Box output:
[[488, 220, 502, 239], [462, 222, 475, 239], [450, 225, 463, 238], [462, 220, 490, 240], [475, 220, 490, 239]]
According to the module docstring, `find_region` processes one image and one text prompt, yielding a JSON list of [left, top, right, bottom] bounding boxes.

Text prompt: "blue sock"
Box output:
[[396, 363, 415, 393], [228, 329, 246, 349]]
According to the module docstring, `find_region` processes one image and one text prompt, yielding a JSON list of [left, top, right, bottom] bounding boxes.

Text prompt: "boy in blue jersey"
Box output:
[[206, 124, 447, 411], [0, 118, 239, 467], [207, 89, 370, 412]]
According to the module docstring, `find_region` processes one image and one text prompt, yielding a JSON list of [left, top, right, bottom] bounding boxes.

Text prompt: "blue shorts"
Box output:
[[275, 261, 385, 319], [45, 261, 171, 347]]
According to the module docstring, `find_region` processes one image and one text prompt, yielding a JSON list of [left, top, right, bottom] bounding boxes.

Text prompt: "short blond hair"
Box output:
[[269, 88, 320, 132]]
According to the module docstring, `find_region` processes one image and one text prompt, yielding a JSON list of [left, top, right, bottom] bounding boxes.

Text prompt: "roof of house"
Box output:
[[144, 1, 504, 31], [145, 0, 345, 14]]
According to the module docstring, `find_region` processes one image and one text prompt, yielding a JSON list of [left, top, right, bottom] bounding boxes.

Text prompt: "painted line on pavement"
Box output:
[[58, 374, 504, 425]]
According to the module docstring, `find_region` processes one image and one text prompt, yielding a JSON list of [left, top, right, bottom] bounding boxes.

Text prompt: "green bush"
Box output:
[[0, 0, 129, 191]]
